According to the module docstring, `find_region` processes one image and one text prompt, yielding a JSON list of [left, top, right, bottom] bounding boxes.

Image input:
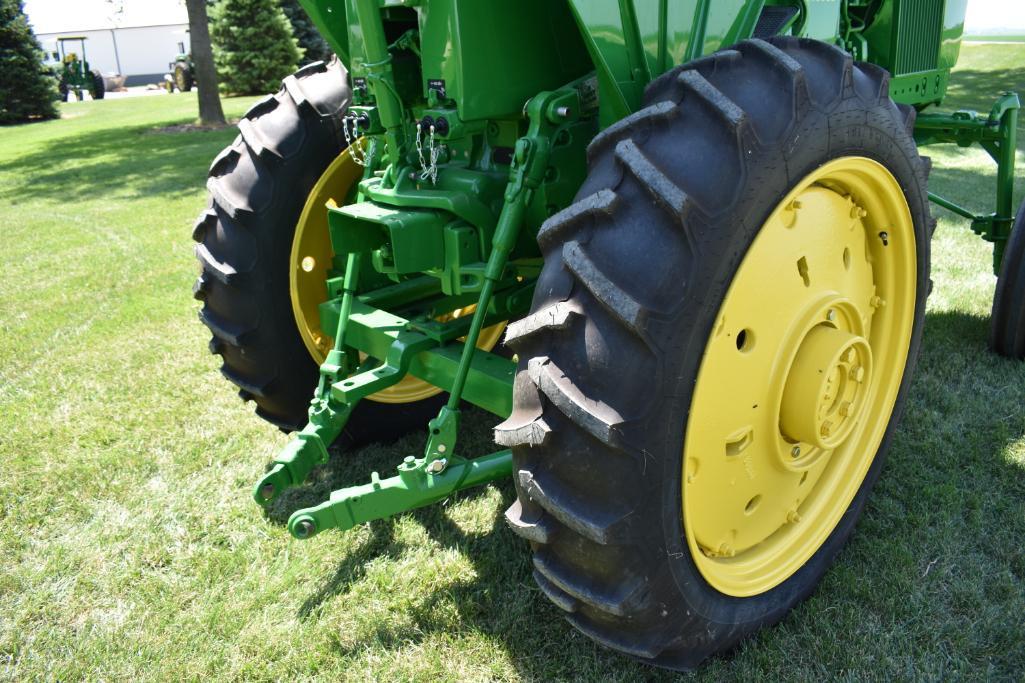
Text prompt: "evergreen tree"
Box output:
[[210, 0, 301, 95], [280, 0, 332, 64], [0, 0, 58, 125]]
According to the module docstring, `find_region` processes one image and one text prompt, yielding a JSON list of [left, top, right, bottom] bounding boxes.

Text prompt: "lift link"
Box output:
[[421, 89, 570, 469], [285, 89, 577, 539]]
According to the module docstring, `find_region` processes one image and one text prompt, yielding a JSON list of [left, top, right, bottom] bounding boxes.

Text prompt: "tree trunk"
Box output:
[[184, 0, 225, 126]]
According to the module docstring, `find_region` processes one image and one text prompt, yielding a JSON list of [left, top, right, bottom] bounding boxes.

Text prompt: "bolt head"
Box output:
[[437, 444, 447, 454], [826, 309, 836, 322], [820, 421, 833, 437], [791, 445, 801, 458]]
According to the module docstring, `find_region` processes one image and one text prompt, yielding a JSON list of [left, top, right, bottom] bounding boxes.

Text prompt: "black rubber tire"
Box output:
[[192, 58, 446, 444], [90, 70, 105, 100], [990, 200, 1025, 358], [174, 62, 194, 92], [497, 37, 931, 669]]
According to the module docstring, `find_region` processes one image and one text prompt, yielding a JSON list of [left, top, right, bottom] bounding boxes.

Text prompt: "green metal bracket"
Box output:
[[915, 92, 1020, 273]]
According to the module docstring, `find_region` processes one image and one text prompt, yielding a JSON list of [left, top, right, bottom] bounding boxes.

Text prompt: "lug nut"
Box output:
[[826, 309, 836, 322], [791, 445, 801, 458]]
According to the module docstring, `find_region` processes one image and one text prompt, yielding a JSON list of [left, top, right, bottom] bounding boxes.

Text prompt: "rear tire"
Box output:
[[499, 38, 931, 668], [192, 58, 445, 444], [990, 200, 1025, 358], [89, 70, 105, 100], [174, 62, 194, 92]]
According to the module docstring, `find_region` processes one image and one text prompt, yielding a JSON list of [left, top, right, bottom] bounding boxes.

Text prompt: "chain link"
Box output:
[[342, 115, 367, 167], [416, 123, 439, 185]]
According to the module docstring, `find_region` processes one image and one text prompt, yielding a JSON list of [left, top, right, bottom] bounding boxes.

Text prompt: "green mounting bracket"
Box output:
[[287, 449, 513, 539], [915, 92, 1020, 273]]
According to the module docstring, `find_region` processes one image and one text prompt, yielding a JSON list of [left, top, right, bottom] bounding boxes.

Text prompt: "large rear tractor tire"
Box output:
[[192, 59, 446, 445], [174, 62, 194, 92], [89, 69, 105, 100], [990, 199, 1025, 358], [498, 37, 931, 669]]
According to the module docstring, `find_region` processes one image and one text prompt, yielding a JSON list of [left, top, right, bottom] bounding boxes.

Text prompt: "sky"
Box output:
[[22, 0, 1025, 36]]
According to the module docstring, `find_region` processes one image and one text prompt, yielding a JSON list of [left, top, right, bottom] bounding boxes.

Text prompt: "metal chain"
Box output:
[[415, 122, 428, 177], [342, 115, 367, 167], [417, 124, 439, 185]]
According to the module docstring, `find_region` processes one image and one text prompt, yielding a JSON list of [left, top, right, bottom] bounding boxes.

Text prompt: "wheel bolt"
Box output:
[[826, 309, 836, 322], [787, 510, 802, 524], [791, 445, 801, 458], [820, 421, 833, 437]]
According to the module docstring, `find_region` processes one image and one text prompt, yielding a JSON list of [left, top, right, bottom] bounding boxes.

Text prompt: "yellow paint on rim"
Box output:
[[682, 157, 916, 597], [289, 147, 504, 405]]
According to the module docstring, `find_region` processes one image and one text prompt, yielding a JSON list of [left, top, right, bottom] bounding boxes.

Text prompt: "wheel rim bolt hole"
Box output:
[[735, 328, 754, 353]]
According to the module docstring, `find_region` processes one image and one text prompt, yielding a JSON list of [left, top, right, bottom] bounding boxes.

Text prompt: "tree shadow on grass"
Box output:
[[0, 119, 238, 204], [254, 309, 1025, 680]]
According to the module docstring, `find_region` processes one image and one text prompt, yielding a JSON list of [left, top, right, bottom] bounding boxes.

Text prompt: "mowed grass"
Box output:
[[1, 43, 1024, 681]]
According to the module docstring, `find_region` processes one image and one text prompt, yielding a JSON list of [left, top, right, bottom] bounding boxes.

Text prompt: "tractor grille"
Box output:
[[893, 0, 943, 74]]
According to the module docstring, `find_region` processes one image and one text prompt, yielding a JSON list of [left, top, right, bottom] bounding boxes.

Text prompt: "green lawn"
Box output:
[[2, 43, 1024, 681]]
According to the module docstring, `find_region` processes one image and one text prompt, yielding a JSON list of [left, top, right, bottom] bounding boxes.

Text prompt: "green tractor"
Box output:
[[54, 36, 104, 102], [167, 41, 194, 93], [192, 0, 1021, 668]]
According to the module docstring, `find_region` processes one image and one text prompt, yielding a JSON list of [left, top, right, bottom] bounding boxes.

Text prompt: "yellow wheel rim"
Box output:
[[289, 147, 504, 405], [682, 157, 916, 597]]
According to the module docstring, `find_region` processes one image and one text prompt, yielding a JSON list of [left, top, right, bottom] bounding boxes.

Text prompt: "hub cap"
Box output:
[[682, 157, 917, 597]]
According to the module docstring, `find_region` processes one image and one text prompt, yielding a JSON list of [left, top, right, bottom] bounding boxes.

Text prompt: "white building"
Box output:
[[26, 0, 191, 87]]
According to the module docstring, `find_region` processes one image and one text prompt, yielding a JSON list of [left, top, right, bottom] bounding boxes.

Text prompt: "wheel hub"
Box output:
[[780, 323, 872, 452]]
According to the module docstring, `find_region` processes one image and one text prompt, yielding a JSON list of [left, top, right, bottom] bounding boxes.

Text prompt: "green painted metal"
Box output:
[[287, 449, 513, 539], [916, 92, 1021, 272], [249, 0, 1019, 538], [55, 36, 100, 100]]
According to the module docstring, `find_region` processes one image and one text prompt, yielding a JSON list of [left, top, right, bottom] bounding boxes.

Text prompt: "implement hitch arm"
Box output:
[[916, 92, 1020, 273], [288, 450, 512, 538]]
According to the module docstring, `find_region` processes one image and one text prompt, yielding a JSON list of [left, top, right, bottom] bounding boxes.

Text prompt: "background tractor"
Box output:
[[166, 40, 194, 93], [192, 0, 1021, 669], [53, 36, 104, 102]]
